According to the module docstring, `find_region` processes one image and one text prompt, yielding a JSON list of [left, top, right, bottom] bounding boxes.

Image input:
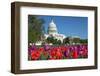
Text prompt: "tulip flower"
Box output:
[[28, 44, 88, 60], [73, 50, 78, 58], [31, 51, 41, 60]]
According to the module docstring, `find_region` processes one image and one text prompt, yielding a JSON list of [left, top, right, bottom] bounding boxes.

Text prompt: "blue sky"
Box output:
[[37, 15, 88, 39]]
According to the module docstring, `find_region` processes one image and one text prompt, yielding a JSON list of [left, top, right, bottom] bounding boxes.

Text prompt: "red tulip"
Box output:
[[73, 50, 78, 58], [50, 50, 56, 58], [31, 51, 40, 60], [55, 48, 63, 59]]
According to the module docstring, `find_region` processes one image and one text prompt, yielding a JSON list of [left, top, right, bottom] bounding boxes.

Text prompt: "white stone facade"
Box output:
[[44, 19, 66, 43]]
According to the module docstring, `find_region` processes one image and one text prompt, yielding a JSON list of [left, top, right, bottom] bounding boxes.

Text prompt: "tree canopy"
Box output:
[[46, 36, 62, 45], [28, 15, 45, 43]]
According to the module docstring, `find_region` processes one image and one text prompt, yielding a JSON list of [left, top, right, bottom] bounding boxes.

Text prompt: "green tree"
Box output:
[[46, 36, 62, 45], [46, 36, 54, 43], [63, 37, 70, 44], [73, 38, 80, 44], [52, 39, 58, 45], [80, 39, 88, 44], [28, 15, 45, 43], [57, 40, 62, 45]]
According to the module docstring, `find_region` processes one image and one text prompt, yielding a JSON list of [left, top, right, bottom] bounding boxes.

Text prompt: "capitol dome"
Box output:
[[48, 19, 58, 35]]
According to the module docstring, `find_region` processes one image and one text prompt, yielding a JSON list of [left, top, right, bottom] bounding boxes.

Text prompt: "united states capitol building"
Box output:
[[44, 19, 66, 43], [35, 19, 80, 45]]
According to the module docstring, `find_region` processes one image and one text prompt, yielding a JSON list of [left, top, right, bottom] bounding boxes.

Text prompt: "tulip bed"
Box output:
[[28, 44, 88, 60]]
